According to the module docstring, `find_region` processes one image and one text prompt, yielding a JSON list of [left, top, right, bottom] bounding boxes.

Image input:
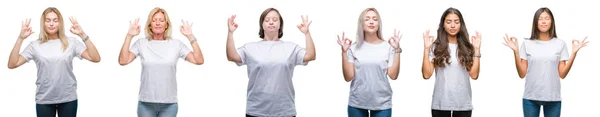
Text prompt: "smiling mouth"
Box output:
[[368, 26, 375, 29]]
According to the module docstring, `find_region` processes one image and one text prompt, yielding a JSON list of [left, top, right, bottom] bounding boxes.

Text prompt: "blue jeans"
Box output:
[[523, 99, 561, 117], [36, 100, 78, 117], [347, 105, 392, 117], [137, 101, 178, 117]]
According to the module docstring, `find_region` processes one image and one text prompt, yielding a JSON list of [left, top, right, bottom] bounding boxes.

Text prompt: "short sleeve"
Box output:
[[387, 47, 395, 67], [293, 45, 308, 66], [559, 41, 570, 61], [346, 48, 355, 63], [519, 41, 528, 60], [20, 42, 35, 62], [130, 39, 141, 56], [73, 38, 87, 60], [428, 47, 435, 62], [235, 46, 247, 66], [178, 42, 191, 60]]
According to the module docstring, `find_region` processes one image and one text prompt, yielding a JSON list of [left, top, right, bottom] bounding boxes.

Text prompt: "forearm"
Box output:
[[304, 33, 316, 61], [8, 39, 24, 67], [513, 51, 527, 78], [81, 34, 101, 61], [387, 53, 400, 80], [422, 49, 434, 79], [469, 49, 480, 79], [226, 32, 240, 62], [119, 35, 133, 64], [559, 52, 577, 78], [188, 35, 204, 64], [341, 52, 354, 82]]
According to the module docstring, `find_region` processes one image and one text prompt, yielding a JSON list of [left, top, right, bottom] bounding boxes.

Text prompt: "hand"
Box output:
[[180, 20, 194, 38], [470, 31, 482, 49], [423, 30, 435, 49], [388, 28, 402, 49], [227, 15, 238, 33], [337, 32, 352, 52], [503, 33, 518, 51], [69, 16, 86, 37], [297, 15, 312, 34], [19, 18, 34, 40], [127, 18, 141, 37], [572, 36, 589, 53]]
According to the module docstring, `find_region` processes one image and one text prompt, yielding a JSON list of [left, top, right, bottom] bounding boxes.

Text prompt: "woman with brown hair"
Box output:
[[7, 7, 101, 117], [225, 8, 316, 117], [421, 7, 482, 117]]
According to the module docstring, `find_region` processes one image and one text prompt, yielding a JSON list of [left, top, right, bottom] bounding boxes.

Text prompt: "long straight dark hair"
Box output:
[[432, 7, 474, 71], [529, 7, 557, 40]]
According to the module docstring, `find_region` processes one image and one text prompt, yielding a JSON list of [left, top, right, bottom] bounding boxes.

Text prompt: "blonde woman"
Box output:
[[7, 7, 101, 117], [226, 8, 316, 117], [337, 8, 401, 117], [118, 7, 204, 117]]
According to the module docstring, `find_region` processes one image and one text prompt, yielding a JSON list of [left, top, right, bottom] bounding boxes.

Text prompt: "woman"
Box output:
[[118, 7, 204, 117], [336, 8, 401, 117], [7, 7, 101, 117], [421, 7, 481, 117], [225, 8, 316, 117], [503, 7, 588, 117]]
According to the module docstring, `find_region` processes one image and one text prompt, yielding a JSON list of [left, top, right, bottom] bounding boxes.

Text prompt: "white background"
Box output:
[[0, 0, 598, 116]]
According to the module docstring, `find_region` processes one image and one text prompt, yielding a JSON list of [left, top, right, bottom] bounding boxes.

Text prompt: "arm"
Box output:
[[469, 49, 480, 80], [558, 55, 575, 79], [422, 48, 434, 79], [118, 35, 136, 66], [387, 51, 400, 80], [226, 32, 242, 63], [79, 34, 101, 63], [512, 51, 528, 79], [184, 35, 204, 65], [7, 38, 27, 69], [303, 33, 316, 62], [342, 51, 355, 82]]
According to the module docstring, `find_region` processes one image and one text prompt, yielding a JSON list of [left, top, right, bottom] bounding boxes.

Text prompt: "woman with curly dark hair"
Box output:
[[421, 7, 481, 117]]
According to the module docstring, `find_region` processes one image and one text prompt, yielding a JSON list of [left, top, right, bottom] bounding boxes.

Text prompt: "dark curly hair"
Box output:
[[432, 7, 474, 71]]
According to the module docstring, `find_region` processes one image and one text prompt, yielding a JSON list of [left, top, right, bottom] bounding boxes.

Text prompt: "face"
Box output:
[[151, 12, 167, 34], [262, 11, 281, 33], [443, 13, 461, 36], [44, 12, 59, 34], [537, 11, 552, 33], [362, 10, 379, 33]]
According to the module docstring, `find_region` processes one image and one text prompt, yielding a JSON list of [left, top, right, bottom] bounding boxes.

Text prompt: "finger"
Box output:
[[342, 32, 346, 40], [307, 20, 312, 26], [582, 36, 588, 42]]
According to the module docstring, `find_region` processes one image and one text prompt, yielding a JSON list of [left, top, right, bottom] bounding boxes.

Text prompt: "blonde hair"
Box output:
[[356, 8, 383, 48], [39, 7, 69, 51], [145, 7, 172, 40]]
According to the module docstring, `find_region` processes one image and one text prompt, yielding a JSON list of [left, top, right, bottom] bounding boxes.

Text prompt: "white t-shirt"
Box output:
[[20, 37, 87, 104], [429, 43, 473, 111], [236, 40, 308, 117], [519, 38, 569, 101], [346, 42, 395, 110], [130, 38, 191, 103]]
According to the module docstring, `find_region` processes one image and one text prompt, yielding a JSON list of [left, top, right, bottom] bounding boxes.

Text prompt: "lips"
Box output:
[[368, 26, 375, 29]]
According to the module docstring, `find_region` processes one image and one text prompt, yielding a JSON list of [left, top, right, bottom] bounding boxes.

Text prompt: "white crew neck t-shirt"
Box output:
[[236, 40, 308, 117], [519, 38, 569, 101], [429, 43, 473, 111], [130, 38, 191, 103], [346, 41, 396, 110], [21, 37, 87, 104]]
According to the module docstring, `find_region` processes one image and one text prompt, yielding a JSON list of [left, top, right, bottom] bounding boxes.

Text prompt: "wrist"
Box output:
[[185, 34, 195, 40], [304, 32, 311, 36]]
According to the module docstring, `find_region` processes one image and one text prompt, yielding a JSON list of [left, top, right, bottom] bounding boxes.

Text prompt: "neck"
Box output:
[[263, 32, 279, 41], [48, 33, 59, 40], [448, 35, 458, 44], [538, 32, 551, 41], [152, 33, 165, 40], [364, 32, 380, 43]]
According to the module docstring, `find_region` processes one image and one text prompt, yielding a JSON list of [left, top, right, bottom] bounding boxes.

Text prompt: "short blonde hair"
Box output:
[[356, 8, 383, 49], [39, 7, 69, 51], [145, 7, 172, 40]]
